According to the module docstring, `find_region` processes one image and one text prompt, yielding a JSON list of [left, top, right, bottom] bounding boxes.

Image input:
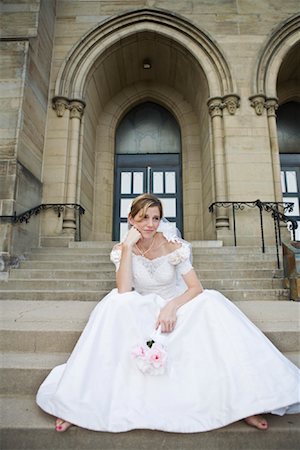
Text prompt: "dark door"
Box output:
[[113, 154, 182, 240], [280, 154, 300, 240]]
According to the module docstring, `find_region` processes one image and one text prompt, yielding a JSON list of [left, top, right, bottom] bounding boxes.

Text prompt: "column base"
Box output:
[[215, 216, 230, 229]]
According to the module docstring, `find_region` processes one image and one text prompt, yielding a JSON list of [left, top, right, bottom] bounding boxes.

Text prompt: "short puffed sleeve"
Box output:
[[110, 245, 122, 271], [168, 243, 193, 275]]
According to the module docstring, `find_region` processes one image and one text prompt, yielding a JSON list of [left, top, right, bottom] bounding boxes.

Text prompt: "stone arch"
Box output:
[[253, 13, 300, 98], [249, 13, 300, 204], [55, 8, 235, 100], [51, 8, 239, 241]]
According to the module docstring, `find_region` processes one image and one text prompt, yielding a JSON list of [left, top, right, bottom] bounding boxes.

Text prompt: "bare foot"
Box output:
[[55, 418, 73, 432], [244, 415, 268, 430]]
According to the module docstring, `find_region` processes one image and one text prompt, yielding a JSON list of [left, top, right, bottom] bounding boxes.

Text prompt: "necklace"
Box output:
[[135, 234, 157, 257]]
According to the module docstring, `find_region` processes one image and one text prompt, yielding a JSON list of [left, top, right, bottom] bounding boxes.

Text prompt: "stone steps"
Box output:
[[0, 288, 290, 301], [18, 259, 280, 270], [29, 245, 278, 255], [0, 277, 285, 290], [69, 240, 278, 252], [24, 252, 279, 262], [0, 243, 299, 449], [1, 299, 299, 404], [9, 268, 283, 280], [1, 350, 299, 398], [1, 396, 299, 450], [1, 300, 299, 353]]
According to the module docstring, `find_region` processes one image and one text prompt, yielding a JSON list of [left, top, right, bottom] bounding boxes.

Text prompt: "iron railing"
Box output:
[[209, 200, 298, 268], [0, 203, 85, 241]]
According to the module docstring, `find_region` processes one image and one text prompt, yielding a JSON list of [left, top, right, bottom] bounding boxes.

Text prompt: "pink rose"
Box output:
[[131, 345, 146, 358], [148, 344, 167, 368], [131, 340, 167, 375]]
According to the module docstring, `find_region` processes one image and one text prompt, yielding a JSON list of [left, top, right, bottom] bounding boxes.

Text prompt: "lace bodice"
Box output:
[[110, 244, 193, 300]]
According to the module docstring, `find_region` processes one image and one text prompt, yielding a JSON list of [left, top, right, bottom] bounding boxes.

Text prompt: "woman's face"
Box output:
[[129, 206, 161, 239]]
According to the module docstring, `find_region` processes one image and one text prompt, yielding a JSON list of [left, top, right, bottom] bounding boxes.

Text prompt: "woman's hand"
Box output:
[[156, 302, 177, 333], [123, 226, 141, 248]]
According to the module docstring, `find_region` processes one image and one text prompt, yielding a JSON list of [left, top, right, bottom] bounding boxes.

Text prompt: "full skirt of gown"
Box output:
[[36, 288, 300, 432]]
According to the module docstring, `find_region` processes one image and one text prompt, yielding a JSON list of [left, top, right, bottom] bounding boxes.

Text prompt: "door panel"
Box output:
[[114, 154, 182, 241], [280, 154, 300, 240]]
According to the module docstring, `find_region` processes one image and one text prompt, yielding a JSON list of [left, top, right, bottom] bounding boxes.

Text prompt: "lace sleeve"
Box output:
[[168, 244, 193, 275], [110, 245, 122, 271]]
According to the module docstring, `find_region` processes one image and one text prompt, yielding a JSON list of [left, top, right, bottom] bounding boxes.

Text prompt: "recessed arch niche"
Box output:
[[53, 9, 236, 241]]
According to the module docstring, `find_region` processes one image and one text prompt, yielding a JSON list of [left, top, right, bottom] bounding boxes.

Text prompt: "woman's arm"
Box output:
[[156, 269, 203, 332], [116, 227, 141, 293]]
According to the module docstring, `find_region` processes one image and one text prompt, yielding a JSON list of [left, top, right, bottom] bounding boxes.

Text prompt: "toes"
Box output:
[[55, 419, 72, 432], [245, 415, 268, 430]]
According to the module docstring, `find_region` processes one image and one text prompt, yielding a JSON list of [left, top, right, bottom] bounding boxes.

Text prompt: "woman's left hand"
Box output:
[[156, 303, 177, 333]]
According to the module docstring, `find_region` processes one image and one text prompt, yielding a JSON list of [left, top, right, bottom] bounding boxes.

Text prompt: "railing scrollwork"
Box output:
[[0, 204, 85, 241], [209, 200, 298, 268]]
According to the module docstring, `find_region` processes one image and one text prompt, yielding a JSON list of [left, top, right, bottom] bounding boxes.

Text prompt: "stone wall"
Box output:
[[2, 0, 299, 250], [0, 0, 56, 267]]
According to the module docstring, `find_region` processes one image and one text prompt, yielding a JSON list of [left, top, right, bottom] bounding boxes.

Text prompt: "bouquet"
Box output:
[[131, 338, 167, 376]]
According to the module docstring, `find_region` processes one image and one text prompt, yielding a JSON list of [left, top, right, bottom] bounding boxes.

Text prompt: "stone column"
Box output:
[[62, 99, 85, 235], [249, 94, 282, 203], [265, 97, 282, 203], [207, 97, 229, 229]]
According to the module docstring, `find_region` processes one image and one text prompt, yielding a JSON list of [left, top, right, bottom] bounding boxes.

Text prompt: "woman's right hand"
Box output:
[[123, 226, 141, 248]]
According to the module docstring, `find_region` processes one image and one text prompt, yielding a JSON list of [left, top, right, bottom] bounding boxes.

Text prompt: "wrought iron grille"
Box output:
[[209, 200, 298, 269], [0, 203, 85, 241]]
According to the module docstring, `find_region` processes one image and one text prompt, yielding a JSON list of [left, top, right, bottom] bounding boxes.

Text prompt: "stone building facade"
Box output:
[[1, 0, 299, 270]]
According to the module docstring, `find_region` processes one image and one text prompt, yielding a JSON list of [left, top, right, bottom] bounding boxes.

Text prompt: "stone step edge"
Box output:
[[69, 240, 224, 248], [1, 395, 300, 433], [1, 351, 299, 370], [1, 397, 300, 450], [31, 246, 279, 253], [1, 300, 299, 332], [2, 277, 285, 282]]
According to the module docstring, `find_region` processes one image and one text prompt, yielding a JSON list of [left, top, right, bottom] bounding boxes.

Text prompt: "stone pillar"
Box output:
[[207, 97, 229, 229], [249, 95, 282, 203], [62, 99, 85, 235], [265, 97, 282, 203]]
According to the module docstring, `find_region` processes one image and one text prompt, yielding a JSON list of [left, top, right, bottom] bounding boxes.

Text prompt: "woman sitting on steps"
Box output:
[[36, 193, 300, 433]]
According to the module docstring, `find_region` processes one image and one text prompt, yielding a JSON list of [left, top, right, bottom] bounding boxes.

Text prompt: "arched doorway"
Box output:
[[113, 102, 182, 240], [46, 9, 237, 243]]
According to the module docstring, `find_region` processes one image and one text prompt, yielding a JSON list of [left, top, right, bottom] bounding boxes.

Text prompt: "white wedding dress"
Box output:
[[36, 243, 300, 432]]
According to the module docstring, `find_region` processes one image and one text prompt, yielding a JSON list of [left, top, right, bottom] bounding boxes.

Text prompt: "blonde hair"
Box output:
[[130, 194, 163, 220]]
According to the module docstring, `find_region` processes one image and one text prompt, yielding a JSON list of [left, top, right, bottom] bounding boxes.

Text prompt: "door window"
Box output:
[[114, 154, 182, 240], [114, 102, 182, 241], [280, 155, 300, 240]]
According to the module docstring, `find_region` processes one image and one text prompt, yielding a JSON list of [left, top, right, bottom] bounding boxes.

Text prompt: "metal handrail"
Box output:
[[209, 200, 298, 268], [0, 203, 85, 241]]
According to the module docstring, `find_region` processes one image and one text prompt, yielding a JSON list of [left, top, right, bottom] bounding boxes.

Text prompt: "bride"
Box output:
[[36, 193, 300, 433]]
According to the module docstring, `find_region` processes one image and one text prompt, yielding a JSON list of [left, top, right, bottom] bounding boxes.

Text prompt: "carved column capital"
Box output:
[[52, 96, 69, 117], [69, 99, 86, 120], [222, 94, 240, 115], [207, 97, 224, 118], [265, 97, 279, 117], [249, 94, 266, 115]]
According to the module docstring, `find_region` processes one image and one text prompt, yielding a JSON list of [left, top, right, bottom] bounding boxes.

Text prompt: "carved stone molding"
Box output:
[[52, 96, 69, 117], [265, 97, 279, 117], [69, 99, 86, 120], [249, 94, 266, 115], [223, 94, 240, 115], [249, 94, 279, 116], [207, 97, 224, 118], [52, 97, 86, 119], [208, 94, 240, 117]]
